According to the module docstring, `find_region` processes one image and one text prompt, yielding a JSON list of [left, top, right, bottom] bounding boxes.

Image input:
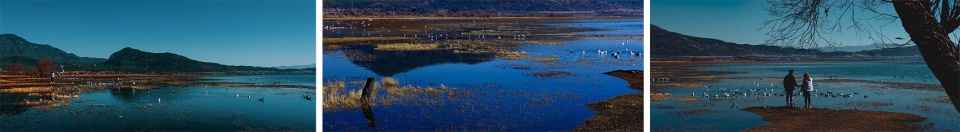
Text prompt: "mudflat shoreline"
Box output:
[[743, 106, 927, 131], [576, 70, 644, 131]]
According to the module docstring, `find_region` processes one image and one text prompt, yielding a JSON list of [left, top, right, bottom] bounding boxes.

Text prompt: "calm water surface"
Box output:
[[323, 19, 643, 131], [0, 75, 316, 131]]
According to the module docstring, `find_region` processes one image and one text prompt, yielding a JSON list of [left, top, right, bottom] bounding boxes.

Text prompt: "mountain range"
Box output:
[[0, 34, 310, 73], [820, 45, 882, 52], [273, 64, 316, 69], [650, 25, 922, 60]]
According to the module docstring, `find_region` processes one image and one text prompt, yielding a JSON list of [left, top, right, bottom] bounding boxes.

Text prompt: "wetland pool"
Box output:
[[322, 18, 643, 131]]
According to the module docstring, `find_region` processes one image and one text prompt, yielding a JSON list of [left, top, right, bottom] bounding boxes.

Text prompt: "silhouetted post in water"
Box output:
[[361, 77, 375, 102], [360, 77, 377, 127]]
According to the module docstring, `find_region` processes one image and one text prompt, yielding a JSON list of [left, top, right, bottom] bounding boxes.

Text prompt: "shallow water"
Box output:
[[651, 62, 959, 131], [0, 75, 316, 131], [322, 18, 643, 131]]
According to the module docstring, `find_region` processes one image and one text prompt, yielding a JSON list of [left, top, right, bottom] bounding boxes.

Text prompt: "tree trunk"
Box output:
[[893, 1, 960, 114]]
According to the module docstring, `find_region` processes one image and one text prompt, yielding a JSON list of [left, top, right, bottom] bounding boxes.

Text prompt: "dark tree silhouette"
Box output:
[[764, 0, 960, 113], [7, 61, 22, 75], [39, 58, 56, 77]]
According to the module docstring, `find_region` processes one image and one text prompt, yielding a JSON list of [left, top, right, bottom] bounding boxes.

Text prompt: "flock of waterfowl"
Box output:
[[147, 83, 313, 105], [678, 81, 869, 109], [567, 40, 641, 59], [693, 82, 867, 100]]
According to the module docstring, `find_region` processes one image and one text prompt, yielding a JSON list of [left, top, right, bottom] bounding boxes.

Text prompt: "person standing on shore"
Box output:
[[783, 69, 798, 107], [800, 73, 814, 108]]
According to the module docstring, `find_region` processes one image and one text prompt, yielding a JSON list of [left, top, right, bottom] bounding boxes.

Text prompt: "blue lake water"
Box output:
[[651, 62, 960, 131], [322, 18, 643, 131], [0, 75, 316, 131]]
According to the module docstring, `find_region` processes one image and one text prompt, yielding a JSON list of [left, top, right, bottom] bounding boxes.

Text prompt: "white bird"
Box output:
[[248, 95, 251, 99], [236, 94, 239, 98], [157, 98, 161, 103]]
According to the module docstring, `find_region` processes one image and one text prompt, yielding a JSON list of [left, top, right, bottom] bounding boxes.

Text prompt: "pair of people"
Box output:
[[783, 69, 813, 108]]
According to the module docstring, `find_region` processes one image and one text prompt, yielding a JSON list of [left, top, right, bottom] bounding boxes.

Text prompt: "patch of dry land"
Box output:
[[604, 70, 642, 90], [575, 93, 643, 132], [575, 70, 644, 131], [743, 106, 926, 131]]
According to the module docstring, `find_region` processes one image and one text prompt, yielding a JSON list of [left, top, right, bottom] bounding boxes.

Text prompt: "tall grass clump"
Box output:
[[381, 77, 399, 88]]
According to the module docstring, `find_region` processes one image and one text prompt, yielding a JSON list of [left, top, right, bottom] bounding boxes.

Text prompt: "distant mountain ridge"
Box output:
[[650, 25, 821, 57], [650, 25, 921, 60], [821, 45, 882, 52], [0, 34, 101, 64], [103, 47, 277, 72], [273, 64, 315, 69], [1, 34, 303, 74]]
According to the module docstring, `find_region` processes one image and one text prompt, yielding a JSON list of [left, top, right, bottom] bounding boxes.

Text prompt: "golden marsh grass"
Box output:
[[374, 43, 440, 51], [323, 37, 423, 44]]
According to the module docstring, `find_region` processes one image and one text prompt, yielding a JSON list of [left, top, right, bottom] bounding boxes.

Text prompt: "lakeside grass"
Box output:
[[322, 78, 453, 110], [374, 43, 440, 51], [498, 51, 528, 60], [533, 56, 558, 63], [0, 86, 54, 93], [651, 93, 671, 101], [323, 37, 423, 45]]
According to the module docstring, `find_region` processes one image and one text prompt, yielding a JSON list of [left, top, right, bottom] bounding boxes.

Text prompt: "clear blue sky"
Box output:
[[652, 0, 914, 47], [0, 0, 315, 67]]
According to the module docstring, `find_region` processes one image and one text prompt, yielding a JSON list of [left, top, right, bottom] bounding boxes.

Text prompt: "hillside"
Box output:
[[1, 34, 307, 74], [0, 34, 103, 65], [273, 64, 316, 69], [651, 25, 921, 60], [650, 25, 820, 57], [103, 47, 277, 73]]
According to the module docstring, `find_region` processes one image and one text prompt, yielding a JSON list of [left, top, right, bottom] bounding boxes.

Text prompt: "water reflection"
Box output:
[[108, 88, 151, 102], [0, 93, 33, 116], [341, 45, 499, 76], [361, 101, 376, 127]]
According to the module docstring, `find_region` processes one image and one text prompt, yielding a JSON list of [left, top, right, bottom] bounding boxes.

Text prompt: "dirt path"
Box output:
[[743, 106, 927, 131]]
